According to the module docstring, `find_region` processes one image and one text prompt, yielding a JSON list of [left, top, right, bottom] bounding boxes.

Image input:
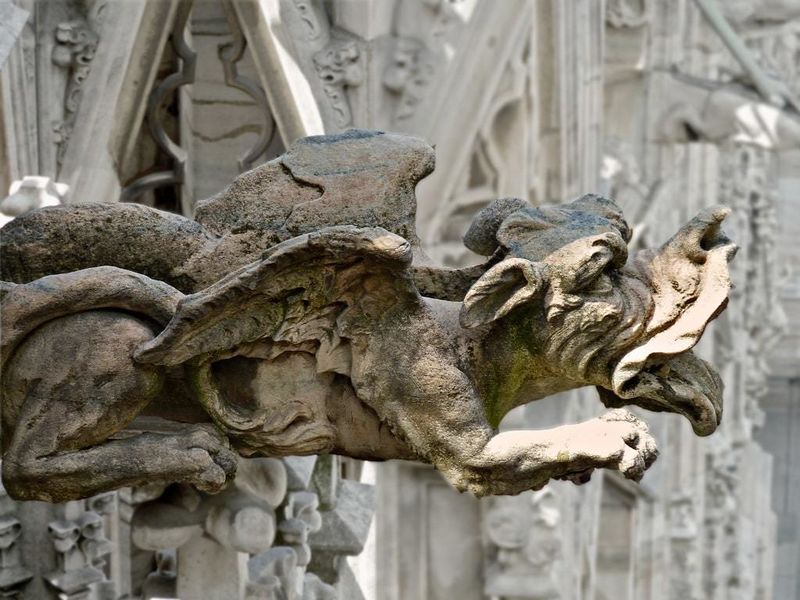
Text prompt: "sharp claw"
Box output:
[[642, 437, 659, 468], [620, 448, 646, 481], [623, 431, 640, 448]]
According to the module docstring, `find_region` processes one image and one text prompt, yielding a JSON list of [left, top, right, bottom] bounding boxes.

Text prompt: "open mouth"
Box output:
[[600, 351, 723, 436], [599, 206, 736, 436]]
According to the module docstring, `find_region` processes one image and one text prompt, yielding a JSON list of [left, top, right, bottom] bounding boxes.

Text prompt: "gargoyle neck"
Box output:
[[468, 311, 580, 429]]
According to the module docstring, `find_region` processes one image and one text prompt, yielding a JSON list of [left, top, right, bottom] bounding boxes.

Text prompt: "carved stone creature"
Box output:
[[0, 130, 736, 502], [659, 72, 800, 150]]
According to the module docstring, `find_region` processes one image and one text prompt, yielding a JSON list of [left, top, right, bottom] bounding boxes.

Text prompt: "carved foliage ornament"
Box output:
[[313, 33, 363, 128], [0, 130, 736, 503], [52, 18, 99, 166]]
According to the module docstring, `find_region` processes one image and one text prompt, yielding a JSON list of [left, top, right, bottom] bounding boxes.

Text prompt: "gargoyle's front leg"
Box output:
[[1, 310, 237, 503], [358, 307, 656, 496], [452, 409, 658, 496]]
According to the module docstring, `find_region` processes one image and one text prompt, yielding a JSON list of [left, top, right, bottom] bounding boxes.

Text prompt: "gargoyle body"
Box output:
[[0, 130, 736, 502]]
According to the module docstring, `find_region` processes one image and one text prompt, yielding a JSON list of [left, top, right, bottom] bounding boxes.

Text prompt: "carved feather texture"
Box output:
[[134, 227, 414, 367]]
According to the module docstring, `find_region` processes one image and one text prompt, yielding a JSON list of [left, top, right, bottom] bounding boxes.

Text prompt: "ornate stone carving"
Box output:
[[247, 547, 335, 600], [247, 476, 336, 600], [601, 138, 674, 251], [141, 550, 177, 599], [695, 0, 799, 109], [428, 37, 537, 265], [715, 144, 787, 433], [45, 516, 106, 599], [279, 492, 321, 568], [657, 4, 800, 150], [484, 487, 563, 599], [51, 18, 99, 167], [0, 517, 31, 597], [313, 32, 363, 128], [131, 453, 341, 599], [133, 456, 288, 599], [748, 24, 800, 100], [381, 0, 469, 125], [0, 130, 735, 503], [78, 510, 113, 570], [132, 457, 285, 554], [669, 492, 701, 600], [292, 0, 323, 41], [382, 37, 434, 122], [703, 445, 740, 600], [0, 478, 32, 598], [606, 0, 652, 28], [306, 477, 374, 586]]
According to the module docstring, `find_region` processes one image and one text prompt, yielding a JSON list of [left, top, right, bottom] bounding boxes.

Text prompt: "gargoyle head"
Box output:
[[460, 194, 736, 436]]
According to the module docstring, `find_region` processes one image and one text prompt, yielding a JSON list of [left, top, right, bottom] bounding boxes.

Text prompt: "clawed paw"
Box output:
[[599, 409, 658, 481], [177, 425, 239, 494], [572, 408, 658, 483]]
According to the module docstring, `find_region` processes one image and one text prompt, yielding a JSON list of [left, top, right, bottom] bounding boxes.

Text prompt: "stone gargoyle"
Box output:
[[0, 130, 736, 502]]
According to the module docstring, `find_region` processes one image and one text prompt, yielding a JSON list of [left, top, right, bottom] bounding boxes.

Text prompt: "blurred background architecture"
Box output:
[[0, 0, 799, 598]]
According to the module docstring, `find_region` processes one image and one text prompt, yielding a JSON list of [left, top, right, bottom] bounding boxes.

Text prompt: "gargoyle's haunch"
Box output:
[[0, 130, 736, 502]]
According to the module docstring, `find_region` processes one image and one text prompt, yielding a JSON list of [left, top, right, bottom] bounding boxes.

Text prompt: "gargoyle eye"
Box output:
[[583, 271, 614, 295], [570, 245, 616, 291]]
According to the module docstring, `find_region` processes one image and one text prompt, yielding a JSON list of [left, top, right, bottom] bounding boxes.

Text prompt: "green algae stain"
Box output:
[[481, 311, 540, 429]]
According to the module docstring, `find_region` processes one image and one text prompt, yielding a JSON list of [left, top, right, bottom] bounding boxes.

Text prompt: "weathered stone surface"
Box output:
[[0, 203, 214, 292], [0, 130, 736, 502], [1, 130, 433, 292]]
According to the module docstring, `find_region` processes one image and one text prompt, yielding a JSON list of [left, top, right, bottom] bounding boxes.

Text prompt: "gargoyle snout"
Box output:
[[662, 205, 738, 265], [605, 206, 736, 437]]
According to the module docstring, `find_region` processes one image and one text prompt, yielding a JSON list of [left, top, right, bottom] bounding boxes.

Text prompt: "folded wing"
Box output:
[[134, 226, 416, 367]]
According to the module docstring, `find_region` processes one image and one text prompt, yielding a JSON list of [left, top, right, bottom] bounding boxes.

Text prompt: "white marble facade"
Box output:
[[1, 0, 798, 599]]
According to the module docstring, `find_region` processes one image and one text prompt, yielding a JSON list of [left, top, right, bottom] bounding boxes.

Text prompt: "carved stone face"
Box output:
[[461, 195, 736, 435], [593, 212, 735, 436]]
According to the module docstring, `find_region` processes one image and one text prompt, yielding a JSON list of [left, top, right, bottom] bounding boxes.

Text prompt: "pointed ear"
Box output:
[[460, 258, 546, 328]]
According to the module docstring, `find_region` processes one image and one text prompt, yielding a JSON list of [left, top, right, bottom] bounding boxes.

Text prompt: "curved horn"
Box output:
[[463, 197, 530, 256]]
